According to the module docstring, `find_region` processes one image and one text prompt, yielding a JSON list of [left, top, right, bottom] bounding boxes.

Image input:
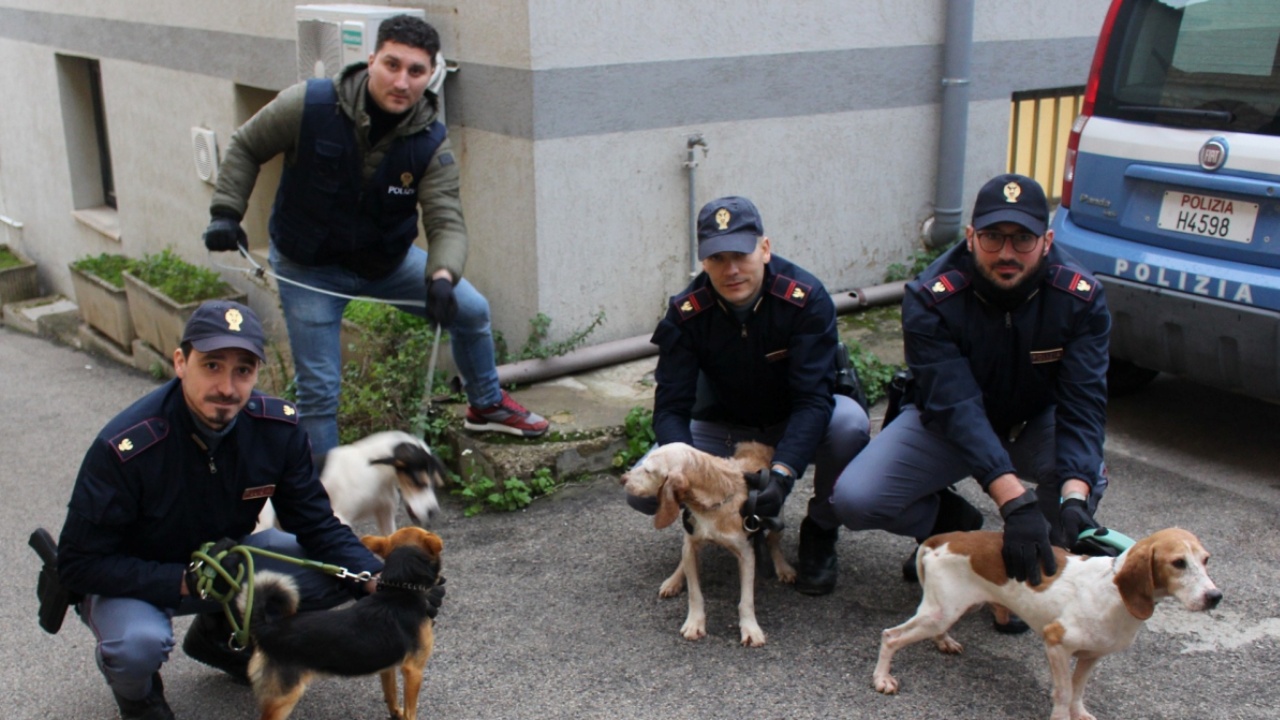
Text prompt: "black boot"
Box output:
[[794, 517, 840, 596], [903, 487, 984, 583], [182, 612, 251, 683], [113, 673, 175, 720]]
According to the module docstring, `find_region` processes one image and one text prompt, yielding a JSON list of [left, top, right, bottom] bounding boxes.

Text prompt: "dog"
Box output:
[[621, 441, 795, 647], [241, 526, 444, 720], [872, 528, 1222, 720], [256, 430, 447, 534]]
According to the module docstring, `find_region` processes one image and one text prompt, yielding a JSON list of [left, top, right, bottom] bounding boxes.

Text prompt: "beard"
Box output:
[[969, 254, 1048, 311]]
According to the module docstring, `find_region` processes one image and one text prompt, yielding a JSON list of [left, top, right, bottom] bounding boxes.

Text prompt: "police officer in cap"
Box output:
[[56, 300, 440, 719], [826, 174, 1110, 630], [627, 196, 872, 595]]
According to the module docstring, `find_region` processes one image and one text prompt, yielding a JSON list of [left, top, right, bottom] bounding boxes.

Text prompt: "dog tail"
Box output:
[[238, 570, 300, 628]]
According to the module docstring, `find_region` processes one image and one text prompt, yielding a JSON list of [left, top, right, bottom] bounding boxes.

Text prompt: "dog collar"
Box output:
[[377, 579, 437, 593]]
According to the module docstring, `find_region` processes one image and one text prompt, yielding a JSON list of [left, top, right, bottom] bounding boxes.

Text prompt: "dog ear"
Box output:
[[1116, 536, 1157, 620], [653, 471, 687, 530], [362, 534, 389, 557]]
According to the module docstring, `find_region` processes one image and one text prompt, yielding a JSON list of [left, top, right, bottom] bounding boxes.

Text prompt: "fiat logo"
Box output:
[[1199, 137, 1228, 171]]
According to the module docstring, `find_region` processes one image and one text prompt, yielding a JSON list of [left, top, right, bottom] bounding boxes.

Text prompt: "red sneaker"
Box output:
[[464, 391, 549, 438]]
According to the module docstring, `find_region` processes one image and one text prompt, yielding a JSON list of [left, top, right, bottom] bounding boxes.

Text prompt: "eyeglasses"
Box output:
[[975, 230, 1041, 253]]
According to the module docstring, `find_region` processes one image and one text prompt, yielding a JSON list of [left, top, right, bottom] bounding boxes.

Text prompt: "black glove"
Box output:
[[203, 217, 247, 252], [1057, 497, 1098, 549], [1000, 493, 1057, 586], [425, 277, 457, 328], [424, 576, 446, 619], [742, 469, 794, 520], [188, 538, 243, 599]]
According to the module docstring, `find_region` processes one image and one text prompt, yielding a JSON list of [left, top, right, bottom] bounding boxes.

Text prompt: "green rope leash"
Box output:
[[187, 541, 374, 649]]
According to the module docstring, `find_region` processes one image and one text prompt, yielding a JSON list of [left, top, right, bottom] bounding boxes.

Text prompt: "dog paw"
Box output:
[[873, 674, 900, 694], [680, 618, 706, 641], [775, 562, 797, 584], [658, 578, 684, 598], [740, 624, 766, 647], [1069, 710, 1097, 720], [933, 633, 963, 655]]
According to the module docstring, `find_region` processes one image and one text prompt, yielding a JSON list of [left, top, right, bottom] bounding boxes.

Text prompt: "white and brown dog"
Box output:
[[621, 441, 794, 647], [258, 431, 447, 534], [873, 528, 1222, 720]]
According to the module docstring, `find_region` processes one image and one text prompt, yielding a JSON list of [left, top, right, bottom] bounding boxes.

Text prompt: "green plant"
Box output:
[[845, 340, 900, 407], [454, 464, 559, 517], [884, 245, 947, 283], [0, 246, 25, 270], [336, 300, 453, 446], [495, 310, 606, 363], [613, 406, 655, 469], [129, 248, 231, 303], [72, 252, 134, 288]]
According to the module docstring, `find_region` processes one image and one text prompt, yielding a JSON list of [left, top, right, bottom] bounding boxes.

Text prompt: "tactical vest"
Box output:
[[269, 79, 446, 272]]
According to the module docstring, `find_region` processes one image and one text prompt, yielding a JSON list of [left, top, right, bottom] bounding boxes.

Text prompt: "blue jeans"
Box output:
[[270, 244, 502, 455], [828, 405, 1107, 540]]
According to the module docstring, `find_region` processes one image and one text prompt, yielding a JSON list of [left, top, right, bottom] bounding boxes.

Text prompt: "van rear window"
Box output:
[[1095, 0, 1280, 135]]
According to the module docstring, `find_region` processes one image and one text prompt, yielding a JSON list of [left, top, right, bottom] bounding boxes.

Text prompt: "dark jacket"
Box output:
[[903, 241, 1111, 490], [57, 379, 380, 609], [650, 255, 838, 476], [210, 62, 467, 282]]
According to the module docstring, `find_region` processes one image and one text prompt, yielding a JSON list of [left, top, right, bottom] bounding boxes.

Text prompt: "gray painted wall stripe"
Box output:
[[0, 8, 1097, 141]]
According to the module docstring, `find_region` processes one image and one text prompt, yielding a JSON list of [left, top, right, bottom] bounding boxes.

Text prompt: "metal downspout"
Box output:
[[488, 282, 908, 386], [928, 0, 975, 249]]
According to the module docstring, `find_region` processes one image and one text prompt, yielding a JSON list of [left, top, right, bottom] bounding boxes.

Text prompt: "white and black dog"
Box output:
[[257, 431, 448, 534]]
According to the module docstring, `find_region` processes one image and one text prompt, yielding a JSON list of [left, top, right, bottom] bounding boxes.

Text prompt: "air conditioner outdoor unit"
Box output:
[[295, 4, 451, 118]]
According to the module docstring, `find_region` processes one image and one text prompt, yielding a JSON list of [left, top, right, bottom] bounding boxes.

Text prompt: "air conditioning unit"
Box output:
[[190, 127, 219, 185], [295, 4, 451, 119]]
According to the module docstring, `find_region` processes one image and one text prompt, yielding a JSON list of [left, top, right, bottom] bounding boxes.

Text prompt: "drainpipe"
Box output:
[[489, 281, 908, 387], [684, 134, 708, 276], [928, 0, 975, 249]]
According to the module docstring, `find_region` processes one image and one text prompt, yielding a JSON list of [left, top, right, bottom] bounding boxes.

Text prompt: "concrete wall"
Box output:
[[0, 0, 1111, 351]]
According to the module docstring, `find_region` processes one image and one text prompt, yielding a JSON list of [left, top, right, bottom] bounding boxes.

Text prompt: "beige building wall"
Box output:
[[0, 0, 1112, 350]]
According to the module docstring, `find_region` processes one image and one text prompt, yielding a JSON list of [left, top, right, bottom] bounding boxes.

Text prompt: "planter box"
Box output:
[[123, 270, 246, 354], [0, 244, 39, 305], [69, 263, 135, 348]]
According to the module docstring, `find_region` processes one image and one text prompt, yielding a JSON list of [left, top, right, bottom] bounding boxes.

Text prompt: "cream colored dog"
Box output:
[[622, 441, 794, 647], [873, 528, 1222, 720]]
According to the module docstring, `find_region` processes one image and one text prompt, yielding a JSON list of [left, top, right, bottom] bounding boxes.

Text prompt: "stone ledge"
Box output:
[[2, 295, 81, 345]]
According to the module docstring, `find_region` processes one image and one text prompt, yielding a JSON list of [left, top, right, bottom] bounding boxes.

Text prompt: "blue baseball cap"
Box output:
[[181, 300, 265, 361], [697, 196, 764, 259], [971, 173, 1049, 236]]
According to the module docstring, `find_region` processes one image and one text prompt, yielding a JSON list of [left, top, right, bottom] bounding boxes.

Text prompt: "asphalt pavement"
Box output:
[[3, 325, 1278, 720]]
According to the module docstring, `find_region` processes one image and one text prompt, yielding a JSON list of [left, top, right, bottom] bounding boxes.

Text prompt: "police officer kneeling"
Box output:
[[54, 301, 419, 719], [627, 196, 872, 595], [826, 174, 1110, 630]]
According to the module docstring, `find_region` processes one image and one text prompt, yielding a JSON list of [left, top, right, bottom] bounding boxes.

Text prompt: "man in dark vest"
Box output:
[[203, 15, 547, 457]]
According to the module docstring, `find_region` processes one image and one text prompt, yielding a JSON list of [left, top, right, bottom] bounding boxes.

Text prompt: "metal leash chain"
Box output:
[[207, 246, 426, 309], [186, 541, 374, 649]]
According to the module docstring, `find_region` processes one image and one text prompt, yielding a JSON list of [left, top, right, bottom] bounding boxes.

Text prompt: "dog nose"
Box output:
[[1205, 589, 1223, 609]]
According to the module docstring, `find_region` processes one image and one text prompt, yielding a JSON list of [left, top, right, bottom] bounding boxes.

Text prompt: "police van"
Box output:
[[1051, 0, 1280, 399]]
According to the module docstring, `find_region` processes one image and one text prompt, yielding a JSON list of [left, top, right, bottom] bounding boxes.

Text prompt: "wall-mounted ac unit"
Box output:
[[295, 4, 452, 119], [191, 127, 218, 185]]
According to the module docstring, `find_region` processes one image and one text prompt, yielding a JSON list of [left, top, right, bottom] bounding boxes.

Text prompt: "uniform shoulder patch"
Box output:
[[107, 419, 169, 463], [1048, 265, 1099, 302], [243, 395, 300, 424], [673, 287, 713, 323], [770, 275, 813, 307], [920, 269, 970, 306]]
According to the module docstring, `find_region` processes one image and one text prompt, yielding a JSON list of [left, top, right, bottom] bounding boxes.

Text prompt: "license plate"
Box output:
[[1157, 190, 1258, 243]]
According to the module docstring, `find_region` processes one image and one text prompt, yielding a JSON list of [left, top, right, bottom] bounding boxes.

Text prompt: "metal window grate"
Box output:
[[1008, 86, 1084, 206]]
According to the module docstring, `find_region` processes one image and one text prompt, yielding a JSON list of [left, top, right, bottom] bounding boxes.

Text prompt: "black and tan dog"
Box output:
[[240, 527, 444, 720]]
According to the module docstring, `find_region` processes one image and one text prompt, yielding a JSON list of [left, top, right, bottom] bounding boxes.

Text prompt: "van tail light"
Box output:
[[1064, 0, 1124, 209]]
